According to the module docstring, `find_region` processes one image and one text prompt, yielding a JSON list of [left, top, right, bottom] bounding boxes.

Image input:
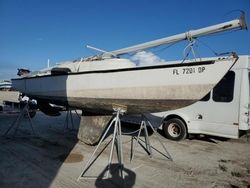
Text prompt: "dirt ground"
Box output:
[[0, 111, 249, 188]]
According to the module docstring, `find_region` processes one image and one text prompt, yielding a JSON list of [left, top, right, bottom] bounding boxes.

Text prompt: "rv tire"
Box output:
[[163, 118, 187, 141]]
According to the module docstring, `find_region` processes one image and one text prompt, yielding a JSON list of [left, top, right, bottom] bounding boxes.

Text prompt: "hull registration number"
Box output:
[[173, 67, 205, 75]]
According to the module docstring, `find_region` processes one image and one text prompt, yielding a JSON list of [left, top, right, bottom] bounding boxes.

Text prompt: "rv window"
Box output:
[[248, 71, 250, 90], [200, 92, 210, 101], [212, 71, 235, 103]]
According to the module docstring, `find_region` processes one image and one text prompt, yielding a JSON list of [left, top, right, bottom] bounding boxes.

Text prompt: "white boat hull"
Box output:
[[12, 57, 237, 114]]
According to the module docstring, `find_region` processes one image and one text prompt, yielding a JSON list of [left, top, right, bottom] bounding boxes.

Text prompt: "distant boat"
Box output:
[[11, 14, 247, 115], [0, 80, 12, 90]]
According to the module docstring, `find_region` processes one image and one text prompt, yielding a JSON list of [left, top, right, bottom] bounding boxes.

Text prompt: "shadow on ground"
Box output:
[[0, 112, 80, 188], [156, 128, 231, 144], [95, 164, 136, 188], [0, 112, 140, 188]]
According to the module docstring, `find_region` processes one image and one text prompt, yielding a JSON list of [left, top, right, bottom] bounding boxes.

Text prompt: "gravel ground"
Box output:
[[0, 111, 249, 188]]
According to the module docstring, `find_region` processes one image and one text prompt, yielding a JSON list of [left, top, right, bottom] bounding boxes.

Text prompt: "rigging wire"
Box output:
[[125, 40, 181, 58], [129, 28, 241, 61], [182, 40, 196, 63], [151, 41, 181, 55], [223, 10, 246, 20], [195, 38, 219, 56]]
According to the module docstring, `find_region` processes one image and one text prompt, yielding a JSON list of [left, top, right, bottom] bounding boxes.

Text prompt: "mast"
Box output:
[[103, 13, 247, 57]]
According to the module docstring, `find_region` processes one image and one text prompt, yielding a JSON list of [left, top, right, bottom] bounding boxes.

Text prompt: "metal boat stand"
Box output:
[[2, 102, 36, 137], [78, 108, 125, 181], [63, 109, 81, 132], [131, 115, 173, 161]]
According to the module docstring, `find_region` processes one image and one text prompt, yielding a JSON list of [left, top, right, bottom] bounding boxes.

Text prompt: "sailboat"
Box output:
[[11, 14, 247, 115]]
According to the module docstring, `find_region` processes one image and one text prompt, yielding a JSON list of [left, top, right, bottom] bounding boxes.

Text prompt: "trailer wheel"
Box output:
[[163, 118, 187, 141]]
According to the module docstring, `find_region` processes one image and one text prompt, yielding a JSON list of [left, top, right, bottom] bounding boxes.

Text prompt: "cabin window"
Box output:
[[200, 92, 210, 101], [212, 71, 235, 103]]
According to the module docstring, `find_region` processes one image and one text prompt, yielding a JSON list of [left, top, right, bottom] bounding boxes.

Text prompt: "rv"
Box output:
[[153, 55, 250, 140]]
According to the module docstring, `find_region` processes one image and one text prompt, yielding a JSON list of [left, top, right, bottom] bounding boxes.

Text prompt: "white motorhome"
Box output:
[[153, 55, 250, 141]]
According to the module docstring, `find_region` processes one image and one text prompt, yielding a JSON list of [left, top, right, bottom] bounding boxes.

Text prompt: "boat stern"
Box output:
[[11, 78, 26, 93]]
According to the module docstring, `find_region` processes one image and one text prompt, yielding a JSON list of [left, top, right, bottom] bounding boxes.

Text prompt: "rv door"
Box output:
[[239, 68, 250, 130]]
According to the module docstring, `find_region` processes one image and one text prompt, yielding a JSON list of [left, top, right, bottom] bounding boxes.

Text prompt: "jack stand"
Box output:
[[78, 108, 125, 180], [131, 115, 172, 161], [74, 110, 81, 119], [63, 109, 75, 131], [3, 103, 36, 137], [63, 109, 80, 131]]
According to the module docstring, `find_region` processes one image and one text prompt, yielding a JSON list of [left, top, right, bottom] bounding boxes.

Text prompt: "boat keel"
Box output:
[[77, 115, 112, 145]]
